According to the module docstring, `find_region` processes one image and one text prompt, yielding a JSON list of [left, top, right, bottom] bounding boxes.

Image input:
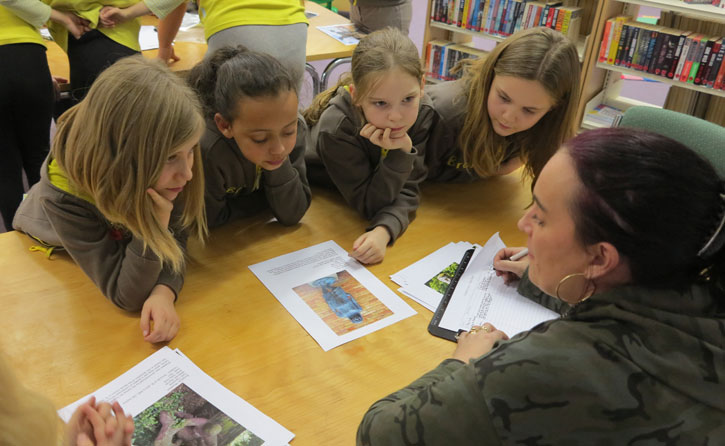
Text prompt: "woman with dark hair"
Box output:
[[357, 127, 725, 445]]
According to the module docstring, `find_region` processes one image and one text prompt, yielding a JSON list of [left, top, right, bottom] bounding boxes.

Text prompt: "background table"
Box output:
[[0, 175, 531, 444], [45, 2, 355, 80]]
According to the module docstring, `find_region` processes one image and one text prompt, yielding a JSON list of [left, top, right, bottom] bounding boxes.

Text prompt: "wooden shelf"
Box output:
[[429, 20, 587, 61], [595, 62, 725, 98], [616, 0, 725, 23]]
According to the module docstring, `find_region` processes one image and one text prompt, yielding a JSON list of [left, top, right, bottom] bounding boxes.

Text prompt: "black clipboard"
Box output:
[[427, 247, 476, 342]]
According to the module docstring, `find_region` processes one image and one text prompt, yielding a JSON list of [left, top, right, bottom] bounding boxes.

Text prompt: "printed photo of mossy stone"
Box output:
[[425, 262, 459, 295], [132, 383, 262, 446]]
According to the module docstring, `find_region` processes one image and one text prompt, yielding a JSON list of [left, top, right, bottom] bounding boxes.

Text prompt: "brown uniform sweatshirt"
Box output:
[[306, 87, 434, 242], [13, 158, 186, 312], [424, 79, 520, 182], [201, 115, 311, 229]]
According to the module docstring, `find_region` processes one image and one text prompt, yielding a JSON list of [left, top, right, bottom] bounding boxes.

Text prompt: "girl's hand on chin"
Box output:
[[360, 123, 413, 153]]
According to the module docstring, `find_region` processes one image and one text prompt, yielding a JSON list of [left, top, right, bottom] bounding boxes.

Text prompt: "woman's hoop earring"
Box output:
[[555, 273, 596, 303]]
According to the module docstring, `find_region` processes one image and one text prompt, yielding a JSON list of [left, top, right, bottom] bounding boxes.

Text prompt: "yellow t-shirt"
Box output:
[[45, 0, 141, 52], [198, 0, 308, 41], [48, 158, 95, 203], [0, 6, 45, 46]]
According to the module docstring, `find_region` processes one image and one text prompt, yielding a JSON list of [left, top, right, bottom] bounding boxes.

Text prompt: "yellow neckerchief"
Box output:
[[48, 159, 95, 204], [253, 165, 262, 191], [343, 85, 390, 160]]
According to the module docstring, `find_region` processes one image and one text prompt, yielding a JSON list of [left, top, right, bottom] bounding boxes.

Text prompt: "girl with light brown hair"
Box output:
[[424, 26, 581, 183], [13, 56, 207, 344], [304, 27, 430, 264]]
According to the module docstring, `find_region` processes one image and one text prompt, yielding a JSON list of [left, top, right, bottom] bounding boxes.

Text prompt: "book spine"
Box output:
[[545, 6, 555, 28], [511, 1, 522, 35], [702, 40, 721, 86], [607, 18, 625, 65], [555, 8, 565, 31], [694, 39, 715, 85], [485, 0, 498, 33], [668, 32, 687, 79], [706, 40, 725, 88], [495, 0, 507, 35], [632, 27, 650, 71], [625, 26, 640, 69], [477, 0, 487, 31], [687, 37, 707, 83], [714, 50, 725, 89], [641, 30, 659, 74], [498, 0, 509, 35], [531, 5, 541, 28], [540, 5, 550, 26], [646, 30, 665, 74], [470, 0, 479, 30], [599, 18, 614, 63], [675, 35, 694, 81], [436, 45, 448, 80], [457, 0, 466, 26], [463, 0, 473, 29], [659, 33, 677, 78], [652, 32, 671, 76], [615, 24, 631, 66]]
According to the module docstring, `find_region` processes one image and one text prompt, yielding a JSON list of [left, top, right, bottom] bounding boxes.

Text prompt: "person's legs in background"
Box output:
[[67, 30, 139, 102], [349, 0, 412, 34], [207, 23, 308, 90], [0, 43, 53, 230]]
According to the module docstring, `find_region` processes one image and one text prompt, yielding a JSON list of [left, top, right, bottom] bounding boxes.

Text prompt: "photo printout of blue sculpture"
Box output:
[[249, 241, 417, 351]]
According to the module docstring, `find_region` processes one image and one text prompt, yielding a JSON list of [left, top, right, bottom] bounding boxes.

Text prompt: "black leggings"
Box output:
[[0, 43, 53, 228], [67, 29, 139, 101]]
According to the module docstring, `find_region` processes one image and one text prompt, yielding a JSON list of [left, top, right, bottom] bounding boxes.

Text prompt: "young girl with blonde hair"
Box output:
[[13, 56, 207, 344], [187, 45, 310, 229], [424, 26, 581, 182], [304, 27, 432, 264]]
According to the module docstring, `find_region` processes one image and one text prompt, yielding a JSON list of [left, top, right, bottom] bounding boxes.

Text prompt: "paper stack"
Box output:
[[391, 241, 482, 312]]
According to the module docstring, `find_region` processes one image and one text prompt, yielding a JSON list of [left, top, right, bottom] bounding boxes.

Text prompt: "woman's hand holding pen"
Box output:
[[493, 247, 529, 284], [359, 124, 413, 153]]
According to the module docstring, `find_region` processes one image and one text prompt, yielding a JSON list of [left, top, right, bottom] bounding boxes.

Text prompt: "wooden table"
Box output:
[[45, 2, 355, 79], [0, 175, 531, 445]]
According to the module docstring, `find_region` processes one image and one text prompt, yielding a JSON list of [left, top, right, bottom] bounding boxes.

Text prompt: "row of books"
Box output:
[[425, 40, 487, 81], [430, 0, 583, 39], [599, 17, 725, 90]]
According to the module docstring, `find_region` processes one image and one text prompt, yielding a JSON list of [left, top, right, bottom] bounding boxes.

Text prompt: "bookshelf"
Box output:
[[422, 0, 725, 129], [581, 0, 725, 129]]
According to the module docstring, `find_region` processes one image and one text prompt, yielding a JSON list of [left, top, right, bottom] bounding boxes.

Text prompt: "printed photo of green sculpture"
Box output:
[[425, 262, 459, 295], [132, 383, 262, 446], [293, 270, 394, 335]]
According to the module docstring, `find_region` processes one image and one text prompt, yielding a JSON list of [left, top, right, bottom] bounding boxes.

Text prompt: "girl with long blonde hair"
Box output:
[[425, 26, 581, 183], [304, 27, 431, 264], [13, 56, 207, 344]]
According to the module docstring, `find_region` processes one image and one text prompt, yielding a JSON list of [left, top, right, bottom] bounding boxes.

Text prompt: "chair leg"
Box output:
[[320, 57, 352, 92], [306, 63, 321, 96]]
